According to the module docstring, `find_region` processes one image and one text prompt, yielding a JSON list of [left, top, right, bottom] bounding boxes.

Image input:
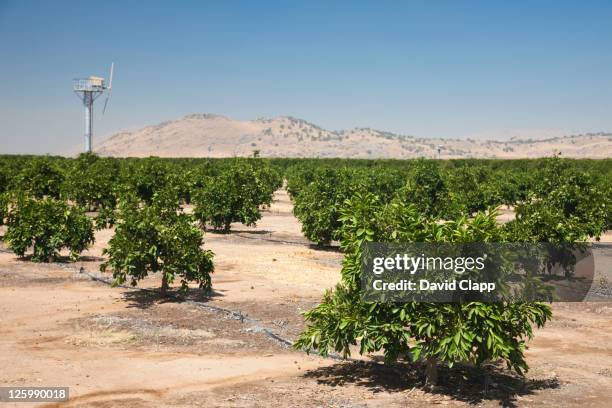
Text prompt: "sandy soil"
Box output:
[[1, 189, 611, 407]]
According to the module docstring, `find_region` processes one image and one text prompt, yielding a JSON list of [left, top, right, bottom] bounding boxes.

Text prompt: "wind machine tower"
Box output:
[[73, 63, 114, 152]]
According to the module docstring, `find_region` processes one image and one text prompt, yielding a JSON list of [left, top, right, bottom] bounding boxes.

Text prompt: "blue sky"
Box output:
[[1, 0, 611, 154]]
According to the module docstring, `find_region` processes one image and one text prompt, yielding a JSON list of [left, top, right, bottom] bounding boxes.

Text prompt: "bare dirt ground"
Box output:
[[1, 189, 611, 407]]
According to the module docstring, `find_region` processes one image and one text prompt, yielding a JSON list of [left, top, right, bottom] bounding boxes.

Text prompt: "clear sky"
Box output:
[[1, 0, 611, 154]]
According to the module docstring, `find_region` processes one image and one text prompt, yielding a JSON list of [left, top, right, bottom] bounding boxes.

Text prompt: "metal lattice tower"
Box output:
[[73, 63, 113, 152]]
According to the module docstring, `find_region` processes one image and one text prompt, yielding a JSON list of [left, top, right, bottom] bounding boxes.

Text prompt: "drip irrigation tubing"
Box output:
[[231, 233, 310, 246]]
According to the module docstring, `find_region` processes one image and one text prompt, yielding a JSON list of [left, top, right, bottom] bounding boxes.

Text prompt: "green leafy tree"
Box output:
[[12, 157, 64, 199], [0, 192, 7, 225], [604, 184, 612, 230], [101, 192, 214, 295], [5, 195, 94, 262], [506, 157, 608, 242], [495, 170, 533, 207], [291, 167, 405, 245], [192, 161, 276, 232], [62, 153, 120, 228], [295, 193, 552, 384], [0, 164, 9, 194], [285, 164, 318, 199], [251, 160, 283, 204], [396, 160, 462, 220], [121, 157, 177, 204], [292, 168, 349, 244], [447, 166, 502, 214]]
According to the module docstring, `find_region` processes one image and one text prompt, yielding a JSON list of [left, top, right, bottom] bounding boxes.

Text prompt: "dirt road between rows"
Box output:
[[1, 189, 611, 407]]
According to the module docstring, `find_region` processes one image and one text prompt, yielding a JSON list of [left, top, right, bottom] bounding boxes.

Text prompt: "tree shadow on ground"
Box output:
[[308, 243, 342, 253], [11, 254, 105, 263], [75, 255, 106, 262], [227, 229, 273, 235], [120, 286, 222, 310], [303, 360, 559, 408], [121, 290, 177, 309], [224, 231, 312, 247], [206, 228, 275, 235]]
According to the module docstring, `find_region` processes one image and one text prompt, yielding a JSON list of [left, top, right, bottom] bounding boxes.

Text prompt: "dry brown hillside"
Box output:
[[96, 113, 612, 159]]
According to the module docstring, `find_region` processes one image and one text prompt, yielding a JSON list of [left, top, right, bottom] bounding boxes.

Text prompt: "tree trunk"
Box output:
[[425, 357, 439, 386], [160, 273, 169, 296]]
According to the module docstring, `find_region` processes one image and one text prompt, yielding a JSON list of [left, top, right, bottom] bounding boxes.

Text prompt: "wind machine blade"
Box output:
[[102, 62, 114, 114]]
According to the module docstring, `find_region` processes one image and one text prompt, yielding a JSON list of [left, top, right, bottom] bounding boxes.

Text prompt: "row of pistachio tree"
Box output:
[[0, 154, 281, 294], [291, 156, 610, 384]]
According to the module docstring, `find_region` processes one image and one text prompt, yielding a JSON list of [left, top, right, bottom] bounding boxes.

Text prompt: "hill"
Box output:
[[96, 114, 612, 159]]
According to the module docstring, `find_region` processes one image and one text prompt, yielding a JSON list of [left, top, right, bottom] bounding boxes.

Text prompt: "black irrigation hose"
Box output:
[[232, 233, 343, 254], [231, 233, 309, 247]]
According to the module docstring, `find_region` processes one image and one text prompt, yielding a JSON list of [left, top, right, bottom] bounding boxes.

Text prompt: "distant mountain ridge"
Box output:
[[96, 114, 612, 159]]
